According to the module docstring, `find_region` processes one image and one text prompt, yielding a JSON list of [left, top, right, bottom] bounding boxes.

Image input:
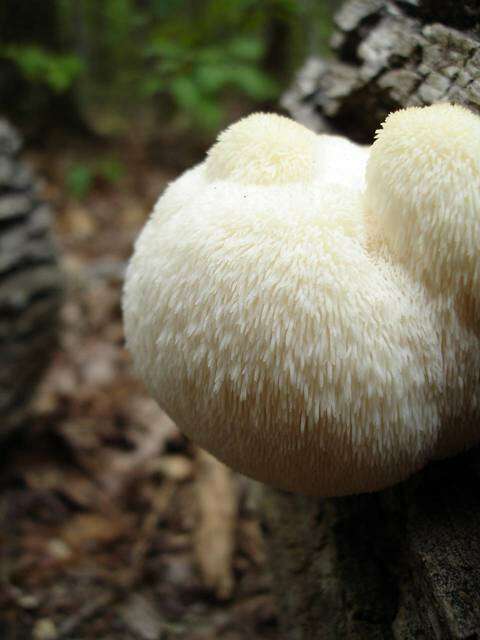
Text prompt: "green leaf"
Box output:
[[194, 64, 231, 93], [140, 76, 164, 97], [170, 76, 223, 130], [227, 36, 264, 61], [170, 76, 202, 111], [145, 37, 188, 60], [195, 98, 223, 131], [96, 158, 125, 183], [228, 64, 279, 100], [65, 164, 94, 200], [1, 45, 84, 93]]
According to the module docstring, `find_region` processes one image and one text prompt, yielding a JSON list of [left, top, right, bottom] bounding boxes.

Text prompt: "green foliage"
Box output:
[[65, 157, 125, 200], [143, 35, 278, 130], [59, 0, 332, 133], [4, 0, 334, 135], [65, 163, 93, 200], [1, 45, 84, 93], [95, 158, 125, 184]]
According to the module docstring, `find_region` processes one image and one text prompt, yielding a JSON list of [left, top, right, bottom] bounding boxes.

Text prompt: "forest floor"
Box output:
[[0, 137, 278, 640]]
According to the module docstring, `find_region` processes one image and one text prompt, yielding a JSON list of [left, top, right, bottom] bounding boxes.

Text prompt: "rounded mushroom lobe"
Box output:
[[123, 107, 480, 498], [365, 103, 480, 309], [205, 112, 318, 185]]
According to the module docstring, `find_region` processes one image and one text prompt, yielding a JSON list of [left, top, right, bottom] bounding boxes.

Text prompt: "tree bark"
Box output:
[[263, 1, 480, 637], [0, 119, 62, 439], [283, 0, 480, 142], [262, 451, 480, 639]]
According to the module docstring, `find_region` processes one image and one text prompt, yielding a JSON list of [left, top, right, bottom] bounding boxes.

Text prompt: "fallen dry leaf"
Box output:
[[61, 513, 132, 551], [60, 204, 97, 239], [148, 454, 193, 482], [120, 592, 164, 640], [194, 450, 238, 600]]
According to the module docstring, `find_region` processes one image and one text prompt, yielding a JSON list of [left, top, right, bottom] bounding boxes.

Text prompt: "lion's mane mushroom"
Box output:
[[123, 105, 480, 497]]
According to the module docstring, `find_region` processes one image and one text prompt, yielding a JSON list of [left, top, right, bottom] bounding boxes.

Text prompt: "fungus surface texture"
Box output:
[[123, 105, 480, 496]]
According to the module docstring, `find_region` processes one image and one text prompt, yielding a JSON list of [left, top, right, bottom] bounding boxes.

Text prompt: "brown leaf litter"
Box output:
[[0, 143, 277, 640]]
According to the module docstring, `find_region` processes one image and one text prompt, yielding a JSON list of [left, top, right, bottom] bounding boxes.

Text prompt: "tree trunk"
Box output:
[[0, 119, 62, 439], [263, 1, 480, 637]]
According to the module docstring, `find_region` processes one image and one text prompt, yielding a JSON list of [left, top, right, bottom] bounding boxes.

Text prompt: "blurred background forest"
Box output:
[[0, 2, 338, 638], [1, 0, 335, 175]]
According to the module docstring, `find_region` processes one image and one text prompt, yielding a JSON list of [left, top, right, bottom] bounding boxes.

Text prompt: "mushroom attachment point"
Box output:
[[123, 104, 480, 497]]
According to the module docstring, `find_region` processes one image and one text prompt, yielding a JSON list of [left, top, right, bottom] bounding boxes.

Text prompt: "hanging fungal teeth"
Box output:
[[123, 105, 480, 497]]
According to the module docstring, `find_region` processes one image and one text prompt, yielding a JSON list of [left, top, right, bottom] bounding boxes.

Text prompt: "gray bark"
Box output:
[[283, 0, 480, 141], [0, 119, 62, 438], [263, 1, 480, 637]]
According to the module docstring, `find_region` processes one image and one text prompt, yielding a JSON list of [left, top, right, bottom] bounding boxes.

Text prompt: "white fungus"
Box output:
[[123, 105, 480, 496]]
